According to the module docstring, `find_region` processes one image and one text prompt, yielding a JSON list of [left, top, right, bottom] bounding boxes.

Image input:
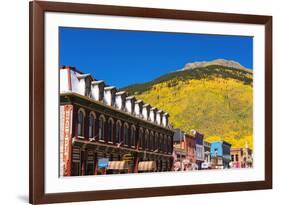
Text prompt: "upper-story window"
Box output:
[[131, 126, 136, 147], [124, 123, 130, 146], [138, 128, 144, 149], [145, 129, 149, 150], [108, 118, 114, 142], [111, 93, 115, 106], [154, 133, 159, 152], [88, 112, 96, 139], [85, 78, 91, 97], [77, 109, 85, 136], [139, 106, 143, 118], [98, 115, 106, 141], [150, 131, 154, 151], [99, 87, 104, 101], [162, 135, 167, 153], [116, 120, 122, 143], [159, 134, 163, 152], [167, 136, 171, 153], [165, 136, 166, 152]]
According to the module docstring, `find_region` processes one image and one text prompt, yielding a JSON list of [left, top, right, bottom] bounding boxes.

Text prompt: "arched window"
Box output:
[[163, 135, 167, 153], [138, 128, 144, 149], [108, 118, 114, 142], [150, 132, 154, 151], [131, 126, 136, 147], [161, 135, 165, 152], [116, 120, 122, 143], [159, 134, 163, 152], [167, 136, 171, 153], [98, 115, 106, 141], [124, 123, 129, 146], [77, 109, 85, 136], [155, 133, 159, 152], [88, 112, 96, 139], [145, 129, 149, 150]]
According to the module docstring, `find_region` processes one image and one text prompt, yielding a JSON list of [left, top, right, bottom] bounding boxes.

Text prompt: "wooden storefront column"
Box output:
[[134, 156, 139, 173], [81, 160, 85, 176], [94, 154, 98, 175], [127, 161, 131, 173]]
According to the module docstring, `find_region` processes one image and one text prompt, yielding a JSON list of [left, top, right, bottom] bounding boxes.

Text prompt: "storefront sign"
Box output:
[[98, 158, 109, 168], [122, 153, 134, 161], [63, 105, 73, 176], [201, 162, 209, 169]]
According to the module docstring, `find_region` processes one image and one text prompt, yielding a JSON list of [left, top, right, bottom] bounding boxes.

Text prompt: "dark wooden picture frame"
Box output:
[[29, 1, 272, 204]]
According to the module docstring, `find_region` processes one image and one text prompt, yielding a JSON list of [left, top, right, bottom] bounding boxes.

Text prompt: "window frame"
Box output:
[[145, 129, 149, 150], [115, 120, 122, 144], [77, 108, 85, 137], [131, 125, 136, 148], [98, 115, 106, 141], [107, 118, 114, 143], [150, 131, 154, 151], [88, 112, 96, 139], [138, 127, 144, 149], [124, 123, 130, 146]]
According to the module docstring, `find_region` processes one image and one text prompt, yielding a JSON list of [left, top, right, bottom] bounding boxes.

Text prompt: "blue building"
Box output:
[[192, 130, 204, 169], [210, 141, 232, 169]]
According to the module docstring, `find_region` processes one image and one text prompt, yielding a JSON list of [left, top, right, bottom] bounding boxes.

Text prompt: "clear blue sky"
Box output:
[[59, 27, 253, 88]]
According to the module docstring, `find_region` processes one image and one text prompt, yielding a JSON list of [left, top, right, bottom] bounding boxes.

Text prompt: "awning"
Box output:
[[107, 161, 128, 170], [138, 161, 156, 171]]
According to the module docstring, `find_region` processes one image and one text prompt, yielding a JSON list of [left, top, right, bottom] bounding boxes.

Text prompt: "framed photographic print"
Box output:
[[29, 1, 272, 204]]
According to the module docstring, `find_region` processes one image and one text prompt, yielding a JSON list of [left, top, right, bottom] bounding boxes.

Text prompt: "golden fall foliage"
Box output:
[[136, 77, 253, 149]]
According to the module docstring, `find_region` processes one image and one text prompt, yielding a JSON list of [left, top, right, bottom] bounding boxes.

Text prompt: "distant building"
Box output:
[[230, 147, 253, 168], [202, 141, 211, 169], [192, 130, 205, 169], [185, 133, 196, 170], [59, 66, 174, 176], [173, 129, 197, 171], [210, 141, 232, 169], [173, 129, 186, 171]]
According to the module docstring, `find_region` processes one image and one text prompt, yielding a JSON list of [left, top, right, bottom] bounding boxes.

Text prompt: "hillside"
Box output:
[[122, 64, 253, 149]]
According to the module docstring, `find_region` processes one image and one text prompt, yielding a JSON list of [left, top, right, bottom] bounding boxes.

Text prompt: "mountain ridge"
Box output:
[[182, 59, 252, 73], [122, 59, 253, 149], [122, 62, 252, 95]]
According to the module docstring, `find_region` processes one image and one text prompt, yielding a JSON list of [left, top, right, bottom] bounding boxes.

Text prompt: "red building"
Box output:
[[185, 134, 196, 170], [59, 66, 174, 176], [173, 129, 196, 171]]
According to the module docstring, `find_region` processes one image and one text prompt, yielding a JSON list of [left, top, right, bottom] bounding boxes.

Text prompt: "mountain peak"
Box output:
[[182, 59, 251, 72]]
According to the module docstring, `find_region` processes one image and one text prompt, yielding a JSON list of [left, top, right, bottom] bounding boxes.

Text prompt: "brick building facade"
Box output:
[[60, 66, 174, 176]]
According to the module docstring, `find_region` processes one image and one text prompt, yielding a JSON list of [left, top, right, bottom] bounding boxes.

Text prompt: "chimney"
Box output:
[[162, 112, 169, 127], [156, 110, 164, 125], [134, 100, 144, 117], [104, 86, 117, 106], [115, 91, 127, 110], [149, 107, 157, 123], [91, 80, 105, 101], [125, 96, 136, 114], [142, 104, 151, 120]]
